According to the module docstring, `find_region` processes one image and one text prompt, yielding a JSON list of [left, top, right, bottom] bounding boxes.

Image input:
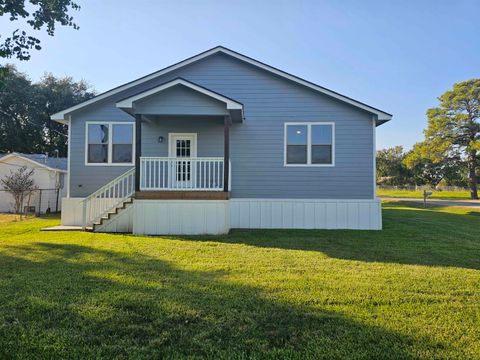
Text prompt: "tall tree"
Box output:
[[0, 64, 44, 153], [0, 64, 95, 156], [413, 79, 480, 199], [35, 73, 95, 155], [0, 0, 80, 61]]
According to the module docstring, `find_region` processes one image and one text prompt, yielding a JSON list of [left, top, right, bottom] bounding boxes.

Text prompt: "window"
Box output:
[[285, 122, 334, 166], [86, 122, 134, 165]]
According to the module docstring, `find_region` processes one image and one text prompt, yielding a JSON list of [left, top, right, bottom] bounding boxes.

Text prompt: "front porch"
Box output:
[[125, 78, 243, 199]]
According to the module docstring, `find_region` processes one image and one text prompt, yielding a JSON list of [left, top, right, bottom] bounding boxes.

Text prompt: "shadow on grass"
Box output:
[[0, 242, 448, 359], [173, 203, 480, 270]]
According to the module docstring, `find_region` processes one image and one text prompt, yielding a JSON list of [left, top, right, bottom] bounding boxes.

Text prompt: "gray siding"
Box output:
[[69, 53, 375, 199], [142, 117, 224, 157], [134, 86, 228, 116], [69, 102, 134, 197]]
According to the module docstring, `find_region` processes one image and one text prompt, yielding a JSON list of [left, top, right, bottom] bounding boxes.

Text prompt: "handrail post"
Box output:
[[135, 114, 142, 193], [228, 159, 232, 192], [223, 115, 231, 193]]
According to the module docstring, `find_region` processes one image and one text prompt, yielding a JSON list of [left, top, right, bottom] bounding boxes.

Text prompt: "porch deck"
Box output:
[[135, 191, 230, 200]]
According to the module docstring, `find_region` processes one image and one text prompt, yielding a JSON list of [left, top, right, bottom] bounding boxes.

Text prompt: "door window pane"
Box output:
[[176, 139, 191, 158], [286, 125, 307, 164]]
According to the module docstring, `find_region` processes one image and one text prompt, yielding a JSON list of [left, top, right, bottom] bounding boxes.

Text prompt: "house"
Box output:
[[52, 46, 391, 234], [0, 153, 68, 214]]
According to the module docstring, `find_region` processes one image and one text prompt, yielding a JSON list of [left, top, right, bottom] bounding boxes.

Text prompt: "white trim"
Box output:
[[283, 122, 335, 167], [0, 153, 67, 173], [67, 116, 71, 197], [51, 46, 392, 123], [116, 78, 243, 111], [84, 121, 135, 166], [167, 133, 198, 157], [372, 116, 377, 199]]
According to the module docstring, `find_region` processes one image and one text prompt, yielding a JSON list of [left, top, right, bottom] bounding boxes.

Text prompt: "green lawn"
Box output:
[[0, 202, 479, 359], [377, 188, 472, 200]]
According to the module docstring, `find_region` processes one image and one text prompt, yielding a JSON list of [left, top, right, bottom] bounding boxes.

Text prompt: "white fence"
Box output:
[[378, 185, 469, 192]]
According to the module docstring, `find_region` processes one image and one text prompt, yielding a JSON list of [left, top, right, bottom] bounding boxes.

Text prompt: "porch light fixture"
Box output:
[[158, 136, 164, 143]]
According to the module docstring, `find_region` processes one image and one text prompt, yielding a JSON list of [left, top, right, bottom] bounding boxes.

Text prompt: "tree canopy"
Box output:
[[0, 64, 95, 156], [0, 0, 80, 60], [408, 79, 480, 198], [376, 145, 467, 188], [376, 146, 410, 185]]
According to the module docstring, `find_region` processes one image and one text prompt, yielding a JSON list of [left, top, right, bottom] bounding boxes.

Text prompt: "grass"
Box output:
[[0, 213, 30, 223], [0, 201, 479, 359], [377, 188, 472, 200]]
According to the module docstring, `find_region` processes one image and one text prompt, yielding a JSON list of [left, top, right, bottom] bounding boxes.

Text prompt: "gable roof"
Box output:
[[116, 77, 244, 122], [51, 46, 392, 125], [0, 153, 68, 172]]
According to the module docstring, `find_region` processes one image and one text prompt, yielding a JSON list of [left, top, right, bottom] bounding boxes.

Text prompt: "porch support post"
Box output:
[[223, 115, 231, 192], [135, 114, 142, 192]]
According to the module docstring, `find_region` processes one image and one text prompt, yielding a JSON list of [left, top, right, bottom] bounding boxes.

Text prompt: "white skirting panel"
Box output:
[[229, 199, 382, 230], [133, 200, 230, 235], [61, 198, 382, 233], [61, 198, 84, 226], [95, 204, 134, 233]]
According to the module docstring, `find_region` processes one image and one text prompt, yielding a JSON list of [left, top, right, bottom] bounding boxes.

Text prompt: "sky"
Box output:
[[1, 0, 479, 150]]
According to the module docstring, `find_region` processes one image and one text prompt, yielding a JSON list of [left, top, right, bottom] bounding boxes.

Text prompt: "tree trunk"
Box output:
[[468, 150, 478, 200]]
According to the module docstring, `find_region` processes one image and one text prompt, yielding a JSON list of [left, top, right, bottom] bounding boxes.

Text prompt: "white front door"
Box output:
[[168, 133, 197, 188]]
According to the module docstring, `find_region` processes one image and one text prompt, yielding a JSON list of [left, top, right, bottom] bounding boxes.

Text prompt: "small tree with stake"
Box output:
[[1, 166, 37, 215]]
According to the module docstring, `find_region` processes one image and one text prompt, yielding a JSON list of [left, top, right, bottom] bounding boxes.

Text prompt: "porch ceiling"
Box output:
[[116, 77, 244, 122]]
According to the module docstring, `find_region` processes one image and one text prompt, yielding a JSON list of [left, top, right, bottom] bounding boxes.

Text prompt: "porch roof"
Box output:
[[116, 78, 244, 122]]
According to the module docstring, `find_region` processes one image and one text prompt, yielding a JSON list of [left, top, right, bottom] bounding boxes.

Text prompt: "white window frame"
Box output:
[[284, 122, 335, 167], [85, 121, 135, 166]]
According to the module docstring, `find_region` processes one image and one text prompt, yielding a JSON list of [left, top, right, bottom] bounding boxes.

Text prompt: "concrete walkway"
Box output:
[[41, 225, 83, 231], [380, 197, 480, 208]]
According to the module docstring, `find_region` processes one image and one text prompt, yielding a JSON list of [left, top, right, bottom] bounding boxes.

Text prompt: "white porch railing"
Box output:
[[140, 157, 225, 191], [81, 168, 135, 229]]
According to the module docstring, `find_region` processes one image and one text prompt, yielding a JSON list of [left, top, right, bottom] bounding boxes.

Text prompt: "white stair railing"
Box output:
[[81, 168, 135, 229]]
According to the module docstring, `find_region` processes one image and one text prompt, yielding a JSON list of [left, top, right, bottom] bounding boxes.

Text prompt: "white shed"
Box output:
[[0, 153, 68, 214]]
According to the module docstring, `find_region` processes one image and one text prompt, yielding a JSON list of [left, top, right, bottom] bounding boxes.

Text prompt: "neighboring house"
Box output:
[[52, 46, 392, 234], [0, 153, 68, 214]]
